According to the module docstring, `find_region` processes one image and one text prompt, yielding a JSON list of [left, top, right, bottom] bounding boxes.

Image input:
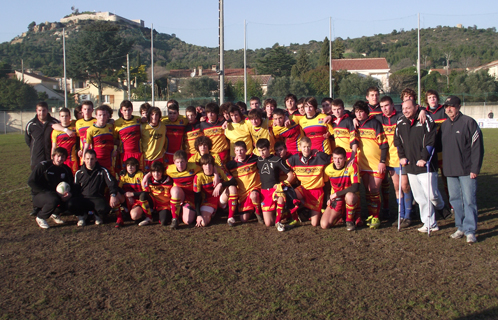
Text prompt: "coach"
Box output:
[[440, 96, 484, 243]]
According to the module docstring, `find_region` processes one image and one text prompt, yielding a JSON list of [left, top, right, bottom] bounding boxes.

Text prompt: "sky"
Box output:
[[1, 0, 497, 51]]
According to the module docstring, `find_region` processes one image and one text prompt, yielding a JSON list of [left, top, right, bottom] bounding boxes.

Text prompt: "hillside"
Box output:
[[1, 17, 497, 78]]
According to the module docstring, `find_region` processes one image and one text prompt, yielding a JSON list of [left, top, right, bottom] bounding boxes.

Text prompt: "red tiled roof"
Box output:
[[429, 68, 464, 75], [331, 58, 389, 71]]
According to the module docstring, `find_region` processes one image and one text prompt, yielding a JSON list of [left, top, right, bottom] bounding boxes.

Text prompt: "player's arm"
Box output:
[[82, 130, 93, 156], [27, 163, 49, 193], [53, 123, 75, 137]]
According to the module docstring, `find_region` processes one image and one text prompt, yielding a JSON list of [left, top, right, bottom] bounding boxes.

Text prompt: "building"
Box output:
[[472, 60, 498, 79], [331, 58, 390, 92], [60, 12, 144, 27], [74, 81, 128, 110], [15, 70, 64, 101]]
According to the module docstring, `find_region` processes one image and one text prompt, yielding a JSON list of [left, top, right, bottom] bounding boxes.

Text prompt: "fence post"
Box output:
[[20, 111, 22, 134], [4, 111, 6, 135]]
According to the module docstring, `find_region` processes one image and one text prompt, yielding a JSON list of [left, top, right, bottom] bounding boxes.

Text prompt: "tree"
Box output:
[[0, 61, 12, 78], [389, 66, 428, 94], [303, 67, 349, 97], [257, 46, 295, 77], [318, 37, 330, 66], [451, 70, 498, 102], [233, 76, 263, 101], [67, 22, 133, 104], [338, 74, 382, 103], [332, 38, 345, 59], [37, 92, 49, 101], [291, 49, 311, 80], [266, 76, 308, 100], [27, 21, 36, 31], [179, 76, 218, 98], [0, 78, 38, 110]]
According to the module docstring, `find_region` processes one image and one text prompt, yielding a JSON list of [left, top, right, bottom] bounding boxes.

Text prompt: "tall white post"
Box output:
[[219, 0, 225, 104], [244, 19, 247, 104], [127, 54, 131, 100], [417, 13, 421, 105], [329, 17, 332, 98], [151, 24, 155, 105], [63, 28, 68, 109]]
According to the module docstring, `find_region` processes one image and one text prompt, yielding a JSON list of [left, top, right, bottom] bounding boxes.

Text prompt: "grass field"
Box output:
[[1, 131, 498, 319]]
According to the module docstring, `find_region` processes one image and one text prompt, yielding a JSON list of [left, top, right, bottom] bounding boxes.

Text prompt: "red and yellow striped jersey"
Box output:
[[226, 154, 261, 199], [325, 162, 359, 195], [86, 123, 115, 168], [193, 167, 230, 196], [143, 175, 172, 210], [286, 151, 331, 189], [201, 119, 229, 154], [184, 121, 203, 155], [332, 114, 357, 153], [52, 121, 78, 163], [141, 122, 167, 161], [356, 116, 388, 172], [114, 116, 142, 154], [297, 114, 335, 154], [118, 170, 144, 193], [75, 117, 96, 149], [248, 118, 274, 156], [161, 116, 188, 155], [165, 162, 201, 192], [188, 152, 223, 167], [374, 111, 403, 167]]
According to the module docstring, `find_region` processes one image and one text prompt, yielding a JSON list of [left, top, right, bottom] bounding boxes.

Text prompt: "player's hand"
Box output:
[[399, 158, 409, 166], [213, 173, 221, 188], [125, 192, 134, 198], [109, 195, 120, 208], [78, 150, 83, 157], [284, 119, 291, 127], [212, 184, 223, 197], [418, 109, 427, 124], [330, 193, 337, 201], [324, 115, 333, 124], [222, 122, 228, 130], [196, 216, 204, 227], [66, 130, 75, 137], [61, 192, 71, 202], [416, 160, 427, 167], [353, 118, 359, 128], [199, 116, 206, 122], [378, 162, 386, 174], [470, 172, 478, 179], [323, 132, 331, 139]]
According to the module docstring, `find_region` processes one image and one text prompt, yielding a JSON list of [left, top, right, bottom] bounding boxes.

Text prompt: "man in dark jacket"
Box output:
[[440, 96, 484, 243], [394, 99, 445, 233], [25, 102, 59, 170], [68, 149, 119, 226], [28, 147, 73, 229]]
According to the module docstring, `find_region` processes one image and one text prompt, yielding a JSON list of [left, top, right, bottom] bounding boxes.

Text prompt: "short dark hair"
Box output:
[[264, 98, 277, 109], [36, 101, 48, 109], [173, 150, 188, 162], [236, 101, 247, 112], [120, 100, 133, 110], [199, 154, 215, 166], [228, 104, 243, 118], [95, 105, 111, 116], [150, 160, 164, 172], [124, 157, 139, 168], [81, 100, 94, 108], [331, 99, 344, 108], [401, 88, 417, 101], [285, 94, 297, 104], [186, 106, 196, 114], [140, 102, 151, 114], [425, 90, 440, 106], [194, 136, 212, 152], [297, 97, 305, 105], [53, 147, 68, 158], [274, 141, 286, 150], [272, 108, 286, 117], [250, 97, 261, 103], [167, 100, 179, 112], [304, 97, 318, 109], [220, 102, 232, 115], [332, 147, 347, 158], [205, 102, 219, 115], [59, 107, 71, 116], [234, 141, 247, 150], [73, 105, 82, 119], [147, 107, 162, 122], [352, 101, 369, 114], [248, 109, 263, 120], [380, 96, 393, 105], [321, 97, 333, 104], [256, 138, 270, 150], [366, 86, 380, 95], [84, 149, 97, 157], [300, 136, 311, 145]]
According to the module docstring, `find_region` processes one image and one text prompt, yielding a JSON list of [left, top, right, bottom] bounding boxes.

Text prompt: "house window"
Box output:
[[103, 95, 110, 103]]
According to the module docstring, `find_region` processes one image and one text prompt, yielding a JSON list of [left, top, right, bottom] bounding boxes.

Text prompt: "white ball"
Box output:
[[56, 182, 70, 195]]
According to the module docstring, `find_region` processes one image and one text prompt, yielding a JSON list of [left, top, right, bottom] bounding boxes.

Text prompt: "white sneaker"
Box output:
[[417, 225, 439, 233], [276, 222, 286, 232], [36, 217, 50, 229], [227, 217, 236, 227], [450, 230, 465, 239], [466, 234, 477, 243], [77, 215, 87, 227], [138, 217, 152, 226], [51, 214, 65, 224], [95, 215, 103, 225]]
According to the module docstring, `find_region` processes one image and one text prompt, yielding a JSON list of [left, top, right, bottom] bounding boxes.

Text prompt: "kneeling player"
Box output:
[[323, 147, 360, 231], [115, 157, 150, 227], [193, 154, 237, 227], [226, 141, 263, 225], [142, 161, 173, 227]]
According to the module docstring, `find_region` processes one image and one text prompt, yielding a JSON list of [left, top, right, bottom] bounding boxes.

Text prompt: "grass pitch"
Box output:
[[1, 131, 497, 319]]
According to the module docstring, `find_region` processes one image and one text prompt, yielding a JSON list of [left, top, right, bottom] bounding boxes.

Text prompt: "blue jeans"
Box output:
[[447, 176, 478, 236]]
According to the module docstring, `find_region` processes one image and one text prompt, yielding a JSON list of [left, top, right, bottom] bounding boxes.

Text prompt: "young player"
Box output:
[[184, 106, 204, 158], [256, 139, 295, 231], [353, 101, 388, 229], [321, 97, 333, 115], [51, 108, 79, 174], [298, 97, 335, 154], [323, 147, 360, 231], [235, 101, 248, 116], [376, 96, 414, 227], [114, 100, 143, 171], [75, 101, 97, 164], [296, 98, 306, 116], [141, 161, 174, 227], [249, 96, 261, 110], [330, 99, 358, 163], [263, 98, 277, 122], [141, 107, 168, 172], [188, 136, 223, 167], [161, 100, 188, 165], [201, 102, 230, 163], [115, 157, 150, 227], [82, 105, 116, 174], [284, 94, 300, 116], [366, 86, 382, 116], [219, 102, 231, 122], [74, 105, 83, 120], [247, 108, 274, 156], [193, 154, 237, 227], [166, 150, 202, 229], [272, 108, 303, 155], [225, 141, 263, 224], [140, 103, 151, 122], [286, 137, 332, 227], [224, 104, 253, 157]]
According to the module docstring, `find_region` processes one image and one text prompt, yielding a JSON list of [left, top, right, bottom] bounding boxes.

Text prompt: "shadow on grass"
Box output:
[[454, 306, 498, 320]]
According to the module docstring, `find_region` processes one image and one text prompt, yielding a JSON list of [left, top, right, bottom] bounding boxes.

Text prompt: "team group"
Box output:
[[25, 87, 484, 242]]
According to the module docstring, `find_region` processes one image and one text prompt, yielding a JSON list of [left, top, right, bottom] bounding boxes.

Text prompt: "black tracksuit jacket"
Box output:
[[25, 115, 59, 168], [73, 162, 118, 197]]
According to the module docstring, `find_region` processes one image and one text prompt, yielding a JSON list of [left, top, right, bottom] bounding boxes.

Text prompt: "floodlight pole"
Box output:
[[127, 54, 131, 100], [219, 0, 225, 104], [329, 17, 332, 98], [151, 24, 154, 105], [417, 13, 421, 105], [244, 19, 247, 104], [63, 28, 67, 109]]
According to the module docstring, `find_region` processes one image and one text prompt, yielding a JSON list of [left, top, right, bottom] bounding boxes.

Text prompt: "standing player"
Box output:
[[249, 97, 261, 110], [141, 107, 168, 172], [75, 101, 97, 165], [330, 99, 358, 163], [376, 96, 414, 227], [247, 108, 274, 156], [140, 103, 151, 122], [224, 104, 253, 157], [263, 98, 277, 122], [321, 97, 333, 115], [188, 136, 223, 167], [114, 100, 143, 170], [225, 141, 263, 224], [161, 100, 188, 165], [193, 154, 237, 227], [51, 108, 79, 174], [297, 97, 335, 154], [323, 147, 360, 231], [82, 105, 116, 174], [353, 101, 388, 229], [201, 102, 230, 163], [284, 94, 300, 116], [272, 108, 303, 155], [296, 98, 306, 116], [286, 137, 332, 227], [184, 106, 203, 158], [366, 86, 382, 116]]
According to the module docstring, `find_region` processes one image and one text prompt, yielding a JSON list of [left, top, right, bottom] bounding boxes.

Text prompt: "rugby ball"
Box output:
[[56, 182, 70, 195]]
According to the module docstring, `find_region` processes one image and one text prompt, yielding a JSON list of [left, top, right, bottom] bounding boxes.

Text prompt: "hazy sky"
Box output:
[[1, 0, 497, 50]]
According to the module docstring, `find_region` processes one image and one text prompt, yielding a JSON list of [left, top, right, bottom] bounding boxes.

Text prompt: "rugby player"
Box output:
[[141, 107, 167, 172], [184, 106, 204, 158], [224, 104, 253, 157], [161, 100, 188, 165], [141, 161, 174, 227], [297, 97, 335, 154], [114, 100, 143, 171], [51, 108, 79, 174], [201, 102, 230, 164]]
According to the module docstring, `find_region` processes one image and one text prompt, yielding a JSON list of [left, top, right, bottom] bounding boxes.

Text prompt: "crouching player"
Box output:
[[323, 147, 360, 231], [193, 154, 238, 227], [226, 141, 263, 225], [255, 139, 296, 231], [141, 161, 173, 227], [115, 157, 150, 228]]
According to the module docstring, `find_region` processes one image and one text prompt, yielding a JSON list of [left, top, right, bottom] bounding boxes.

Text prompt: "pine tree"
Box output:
[[291, 49, 311, 79], [318, 37, 330, 66]]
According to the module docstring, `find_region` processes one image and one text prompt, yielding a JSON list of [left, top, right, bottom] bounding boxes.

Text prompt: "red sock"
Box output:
[[116, 206, 123, 225], [369, 192, 380, 218], [170, 197, 181, 219], [139, 199, 152, 219], [228, 194, 238, 219], [252, 200, 262, 216], [346, 203, 356, 222], [382, 179, 390, 210], [276, 202, 284, 223]]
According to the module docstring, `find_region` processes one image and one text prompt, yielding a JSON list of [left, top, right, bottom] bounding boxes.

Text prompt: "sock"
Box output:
[[138, 199, 152, 220], [115, 206, 123, 225], [276, 202, 284, 223], [170, 197, 181, 220], [228, 194, 238, 219], [404, 190, 414, 220], [346, 203, 356, 222], [369, 192, 380, 218], [290, 199, 301, 222], [382, 178, 390, 210], [252, 200, 262, 217]]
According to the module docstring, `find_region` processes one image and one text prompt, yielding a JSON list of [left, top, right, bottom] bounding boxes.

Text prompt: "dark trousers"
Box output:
[[68, 196, 110, 219], [32, 191, 67, 219]]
